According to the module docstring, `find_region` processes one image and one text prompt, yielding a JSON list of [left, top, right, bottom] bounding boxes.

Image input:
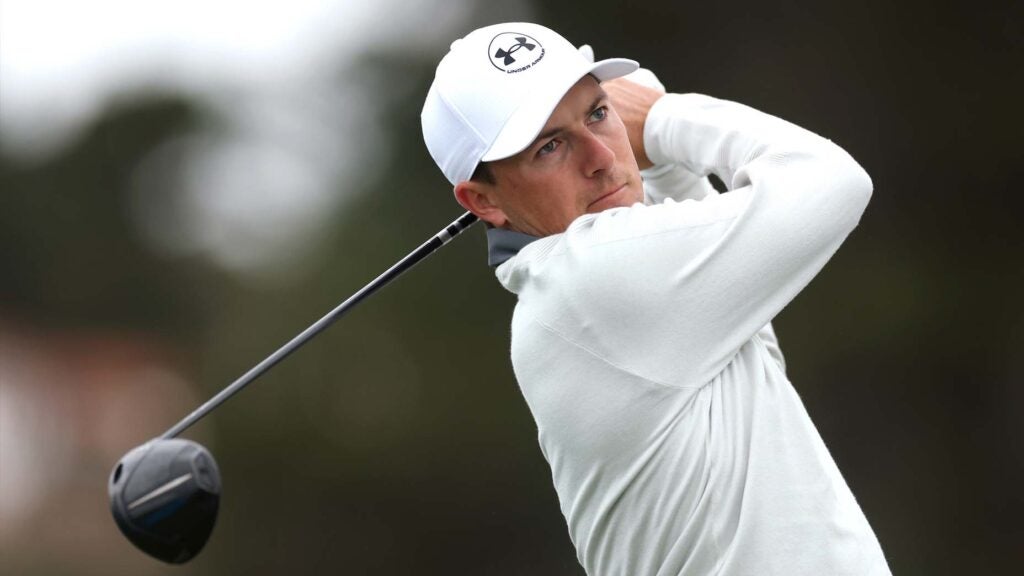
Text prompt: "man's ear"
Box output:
[[454, 180, 508, 228]]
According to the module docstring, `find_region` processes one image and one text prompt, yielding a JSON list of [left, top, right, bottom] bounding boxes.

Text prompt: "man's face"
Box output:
[[458, 75, 645, 237]]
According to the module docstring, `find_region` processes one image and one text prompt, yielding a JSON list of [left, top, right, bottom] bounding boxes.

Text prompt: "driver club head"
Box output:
[[109, 438, 221, 563]]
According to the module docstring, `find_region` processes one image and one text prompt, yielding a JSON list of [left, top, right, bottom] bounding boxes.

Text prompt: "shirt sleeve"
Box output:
[[641, 163, 717, 205], [544, 93, 872, 387]]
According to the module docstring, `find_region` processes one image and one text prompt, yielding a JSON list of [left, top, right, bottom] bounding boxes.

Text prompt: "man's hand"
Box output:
[[604, 76, 664, 170]]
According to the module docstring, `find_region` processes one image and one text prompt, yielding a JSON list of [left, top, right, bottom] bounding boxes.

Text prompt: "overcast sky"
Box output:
[[0, 0, 455, 151], [0, 0, 477, 276]]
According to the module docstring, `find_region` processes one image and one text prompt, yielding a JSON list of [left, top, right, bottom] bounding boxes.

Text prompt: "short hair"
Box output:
[[471, 162, 496, 185]]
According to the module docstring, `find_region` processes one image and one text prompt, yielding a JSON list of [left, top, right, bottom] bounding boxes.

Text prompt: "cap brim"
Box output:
[[480, 57, 639, 163]]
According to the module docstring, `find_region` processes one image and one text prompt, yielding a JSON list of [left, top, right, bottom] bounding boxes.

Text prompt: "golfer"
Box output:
[[422, 22, 890, 575]]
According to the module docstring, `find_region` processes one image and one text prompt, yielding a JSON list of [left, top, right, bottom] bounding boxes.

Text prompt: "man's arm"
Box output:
[[603, 77, 663, 170], [607, 76, 718, 205], [535, 86, 872, 386]]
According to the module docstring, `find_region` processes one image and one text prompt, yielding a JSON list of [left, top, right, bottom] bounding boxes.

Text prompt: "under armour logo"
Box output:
[[494, 37, 536, 66], [488, 32, 546, 73]]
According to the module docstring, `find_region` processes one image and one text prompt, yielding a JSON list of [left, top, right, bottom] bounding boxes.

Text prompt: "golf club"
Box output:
[[109, 211, 479, 563]]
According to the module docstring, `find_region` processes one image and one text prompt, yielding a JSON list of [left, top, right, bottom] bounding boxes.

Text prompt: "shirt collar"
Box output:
[[486, 226, 540, 267]]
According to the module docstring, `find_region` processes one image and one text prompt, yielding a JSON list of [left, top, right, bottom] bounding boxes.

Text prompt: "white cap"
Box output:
[[421, 22, 638, 185]]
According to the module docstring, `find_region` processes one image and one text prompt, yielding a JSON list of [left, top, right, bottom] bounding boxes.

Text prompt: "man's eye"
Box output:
[[590, 106, 608, 122], [539, 140, 558, 155]]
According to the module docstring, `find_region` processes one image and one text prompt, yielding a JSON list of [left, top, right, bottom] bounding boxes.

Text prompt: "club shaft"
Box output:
[[161, 211, 479, 439]]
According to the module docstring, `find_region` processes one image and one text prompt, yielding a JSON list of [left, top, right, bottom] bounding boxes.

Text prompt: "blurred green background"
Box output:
[[1, 0, 1021, 574]]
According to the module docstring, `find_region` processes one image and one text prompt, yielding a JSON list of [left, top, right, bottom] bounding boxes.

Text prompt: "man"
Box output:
[[421, 22, 890, 575]]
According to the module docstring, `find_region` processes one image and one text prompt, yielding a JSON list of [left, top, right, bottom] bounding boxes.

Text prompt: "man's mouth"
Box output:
[[588, 184, 627, 209]]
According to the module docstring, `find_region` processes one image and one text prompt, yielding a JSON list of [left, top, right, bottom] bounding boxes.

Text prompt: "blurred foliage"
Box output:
[[1, 0, 1021, 574], [0, 96, 221, 335]]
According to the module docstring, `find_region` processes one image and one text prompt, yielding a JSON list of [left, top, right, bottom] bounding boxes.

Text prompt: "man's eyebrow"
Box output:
[[528, 92, 609, 150]]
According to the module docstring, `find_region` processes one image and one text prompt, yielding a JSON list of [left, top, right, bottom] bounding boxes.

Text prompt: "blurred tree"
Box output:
[[0, 95, 219, 337]]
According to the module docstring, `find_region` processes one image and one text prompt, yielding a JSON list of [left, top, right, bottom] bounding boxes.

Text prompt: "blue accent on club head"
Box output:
[[139, 496, 188, 527]]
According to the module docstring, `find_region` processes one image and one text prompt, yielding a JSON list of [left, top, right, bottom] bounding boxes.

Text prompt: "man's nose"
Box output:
[[579, 131, 615, 177]]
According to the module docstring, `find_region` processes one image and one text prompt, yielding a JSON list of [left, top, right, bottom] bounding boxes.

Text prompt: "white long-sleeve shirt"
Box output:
[[492, 94, 891, 575]]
